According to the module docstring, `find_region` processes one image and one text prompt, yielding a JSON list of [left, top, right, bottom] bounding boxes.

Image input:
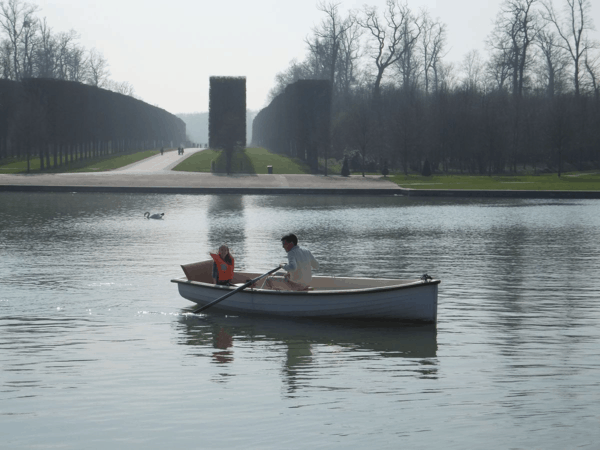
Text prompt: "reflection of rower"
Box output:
[[175, 314, 438, 385], [190, 315, 438, 358], [212, 327, 234, 364], [282, 339, 313, 394]]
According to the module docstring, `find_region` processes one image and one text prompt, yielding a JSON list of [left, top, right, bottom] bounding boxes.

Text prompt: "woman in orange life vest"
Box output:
[[211, 245, 235, 286]]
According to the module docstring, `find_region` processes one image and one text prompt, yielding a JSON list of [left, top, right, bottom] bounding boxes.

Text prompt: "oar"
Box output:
[[192, 266, 281, 314]]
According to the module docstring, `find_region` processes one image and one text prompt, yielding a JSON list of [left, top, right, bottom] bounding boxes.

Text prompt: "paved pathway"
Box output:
[[115, 148, 204, 173]]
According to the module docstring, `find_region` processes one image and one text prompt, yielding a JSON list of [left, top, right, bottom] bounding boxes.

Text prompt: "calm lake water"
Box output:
[[1, 192, 599, 449]]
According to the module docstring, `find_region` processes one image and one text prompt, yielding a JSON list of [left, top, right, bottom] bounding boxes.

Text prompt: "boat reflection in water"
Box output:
[[177, 313, 438, 388]]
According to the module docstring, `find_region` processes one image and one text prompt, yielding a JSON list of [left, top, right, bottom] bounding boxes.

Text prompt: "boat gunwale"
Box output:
[[170, 276, 441, 296]]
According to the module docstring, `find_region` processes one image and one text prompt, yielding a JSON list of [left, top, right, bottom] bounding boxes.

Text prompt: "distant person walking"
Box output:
[[160, 147, 164, 155]]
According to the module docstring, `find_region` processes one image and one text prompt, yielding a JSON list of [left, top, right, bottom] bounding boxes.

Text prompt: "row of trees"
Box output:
[[253, 80, 331, 174], [332, 83, 599, 176], [0, 78, 186, 169], [0, 0, 135, 95], [263, 0, 599, 175]]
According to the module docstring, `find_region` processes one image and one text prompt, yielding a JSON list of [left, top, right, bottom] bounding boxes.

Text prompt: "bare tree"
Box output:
[[542, 0, 597, 96], [535, 27, 570, 96], [513, 0, 539, 97], [35, 18, 55, 78], [358, 0, 420, 99], [0, 38, 11, 77], [583, 48, 599, 99], [54, 30, 79, 80], [65, 41, 86, 82], [304, 35, 330, 80], [419, 10, 447, 94], [0, 0, 39, 80], [333, 17, 362, 100], [86, 47, 109, 87], [105, 79, 136, 97], [437, 60, 458, 91], [488, 0, 539, 98], [395, 13, 423, 91], [20, 12, 35, 78], [461, 49, 485, 91], [307, 1, 355, 93], [486, 41, 513, 90]]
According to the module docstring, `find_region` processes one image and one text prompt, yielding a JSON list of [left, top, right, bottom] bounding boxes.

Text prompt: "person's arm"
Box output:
[[310, 251, 319, 270], [212, 262, 218, 283]]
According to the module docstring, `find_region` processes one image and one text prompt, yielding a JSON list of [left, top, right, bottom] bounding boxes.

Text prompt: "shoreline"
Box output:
[[0, 173, 599, 198], [0, 184, 400, 196]]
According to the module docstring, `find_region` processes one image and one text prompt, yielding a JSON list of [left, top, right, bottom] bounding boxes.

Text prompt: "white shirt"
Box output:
[[283, 245, 319, 286]]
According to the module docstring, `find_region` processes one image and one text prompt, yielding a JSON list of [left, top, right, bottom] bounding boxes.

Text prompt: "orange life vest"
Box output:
[[210, 253, 234, 281]]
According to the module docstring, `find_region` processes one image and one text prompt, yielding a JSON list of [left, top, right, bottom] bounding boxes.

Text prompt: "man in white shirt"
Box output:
[[265, 233, 319, 291]]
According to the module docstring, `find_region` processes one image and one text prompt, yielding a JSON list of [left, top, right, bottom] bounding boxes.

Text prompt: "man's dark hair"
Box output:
[[281, 233, 298, 246]]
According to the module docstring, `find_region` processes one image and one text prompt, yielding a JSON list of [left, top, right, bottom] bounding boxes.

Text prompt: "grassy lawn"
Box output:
[[70, 150, 160, 172], [4, 144, 597, 192], [390, 173, 600, 191], [171, 148, 221, 172], [0, 149, 161, 173], [172, 147, 311, 174]]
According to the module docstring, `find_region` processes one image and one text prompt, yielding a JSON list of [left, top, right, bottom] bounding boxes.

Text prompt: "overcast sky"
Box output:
[[36, 0, 600, 114]]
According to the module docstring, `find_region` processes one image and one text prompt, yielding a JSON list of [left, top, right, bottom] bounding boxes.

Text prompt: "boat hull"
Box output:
[[172, 276, 439, 322]]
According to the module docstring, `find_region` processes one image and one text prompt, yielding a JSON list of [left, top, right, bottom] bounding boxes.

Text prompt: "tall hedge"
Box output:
[[0, 78, 186, 162], [208, 76, 246, 150], [252, 79, 331, 173]]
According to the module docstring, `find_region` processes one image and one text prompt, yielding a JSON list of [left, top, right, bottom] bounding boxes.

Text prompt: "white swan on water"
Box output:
[[144, 212, 164, 219]]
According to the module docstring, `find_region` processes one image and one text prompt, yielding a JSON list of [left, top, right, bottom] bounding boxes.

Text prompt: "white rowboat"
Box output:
[[172, 260, 441, 323]]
